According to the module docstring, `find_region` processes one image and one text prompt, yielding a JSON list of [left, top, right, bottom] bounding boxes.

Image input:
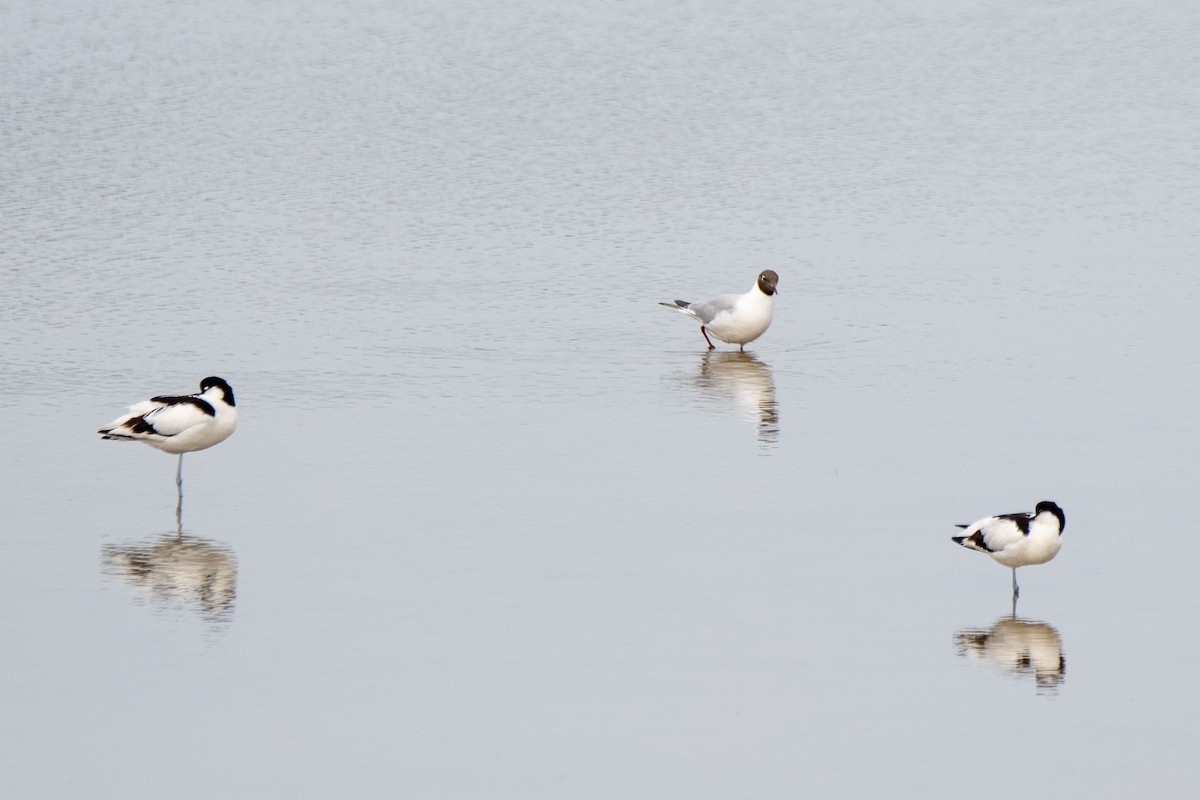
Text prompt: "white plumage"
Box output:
[[951, 501, 1065, 595], [659, 269, 779, 350], [99, 376, 237, 454]]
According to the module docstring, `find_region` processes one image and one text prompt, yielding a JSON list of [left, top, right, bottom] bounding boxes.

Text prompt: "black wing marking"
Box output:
[[952, 530, 996, 552], [126, 416, 160, 435], [149, 395, 216, 417], [996, 512, 1032, 535]]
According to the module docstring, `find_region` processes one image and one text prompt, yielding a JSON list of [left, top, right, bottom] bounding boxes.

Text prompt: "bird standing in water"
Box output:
[[951, 501, 1065, 596], [659, 269, 779, 350], [99, 376, 238, 522]]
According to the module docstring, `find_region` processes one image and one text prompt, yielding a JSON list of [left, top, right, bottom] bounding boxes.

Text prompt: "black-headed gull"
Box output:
[[951, 501, 1065, 596], [99, 377, 238, 494], [659, 269, 778, 350]]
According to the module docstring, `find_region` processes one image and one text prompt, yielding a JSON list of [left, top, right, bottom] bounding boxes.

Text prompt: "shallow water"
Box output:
[[3, 0, 1200, 797]]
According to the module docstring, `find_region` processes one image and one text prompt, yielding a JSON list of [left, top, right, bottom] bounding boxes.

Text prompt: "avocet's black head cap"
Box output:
[[1035, 501, 1065, 531], [200, 376, 235, 407], [757, 270, 779, 296]]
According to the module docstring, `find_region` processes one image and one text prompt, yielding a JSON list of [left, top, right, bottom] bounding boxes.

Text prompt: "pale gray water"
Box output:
[[2, 0, 1199, 796]]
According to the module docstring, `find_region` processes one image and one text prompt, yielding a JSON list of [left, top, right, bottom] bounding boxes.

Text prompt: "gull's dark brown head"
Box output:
[[757, 270, 779, 296]]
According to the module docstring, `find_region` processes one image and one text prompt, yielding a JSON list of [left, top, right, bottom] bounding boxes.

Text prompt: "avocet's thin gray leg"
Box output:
[[175, 454, 184, 537]]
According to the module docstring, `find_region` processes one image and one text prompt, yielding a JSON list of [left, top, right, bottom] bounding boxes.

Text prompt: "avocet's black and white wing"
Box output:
[[100, 396, 215, 443], [951, 512, 1032, 556]]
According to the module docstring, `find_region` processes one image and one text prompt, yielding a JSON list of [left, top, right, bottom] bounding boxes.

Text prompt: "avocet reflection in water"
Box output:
[[692, 350, 779, 445], [955, 615, 1066, 694], [102, 533, 238, 621]]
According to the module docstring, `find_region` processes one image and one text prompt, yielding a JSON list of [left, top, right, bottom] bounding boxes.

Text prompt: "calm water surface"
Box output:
[[3, 0, 1200, 797]]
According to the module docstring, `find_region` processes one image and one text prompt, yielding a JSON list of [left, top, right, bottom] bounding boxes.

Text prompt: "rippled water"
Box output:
[[3, 0, 1200, 797]]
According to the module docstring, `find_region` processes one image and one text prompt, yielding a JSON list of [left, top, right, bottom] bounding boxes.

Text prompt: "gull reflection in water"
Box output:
[[955, 614, 1066, 693], [103, 531, 238, 621], [693, 350, 779, 444]]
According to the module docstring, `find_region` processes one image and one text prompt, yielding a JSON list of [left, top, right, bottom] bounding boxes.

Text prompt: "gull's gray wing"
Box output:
[[684, 293, 740, 324]]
